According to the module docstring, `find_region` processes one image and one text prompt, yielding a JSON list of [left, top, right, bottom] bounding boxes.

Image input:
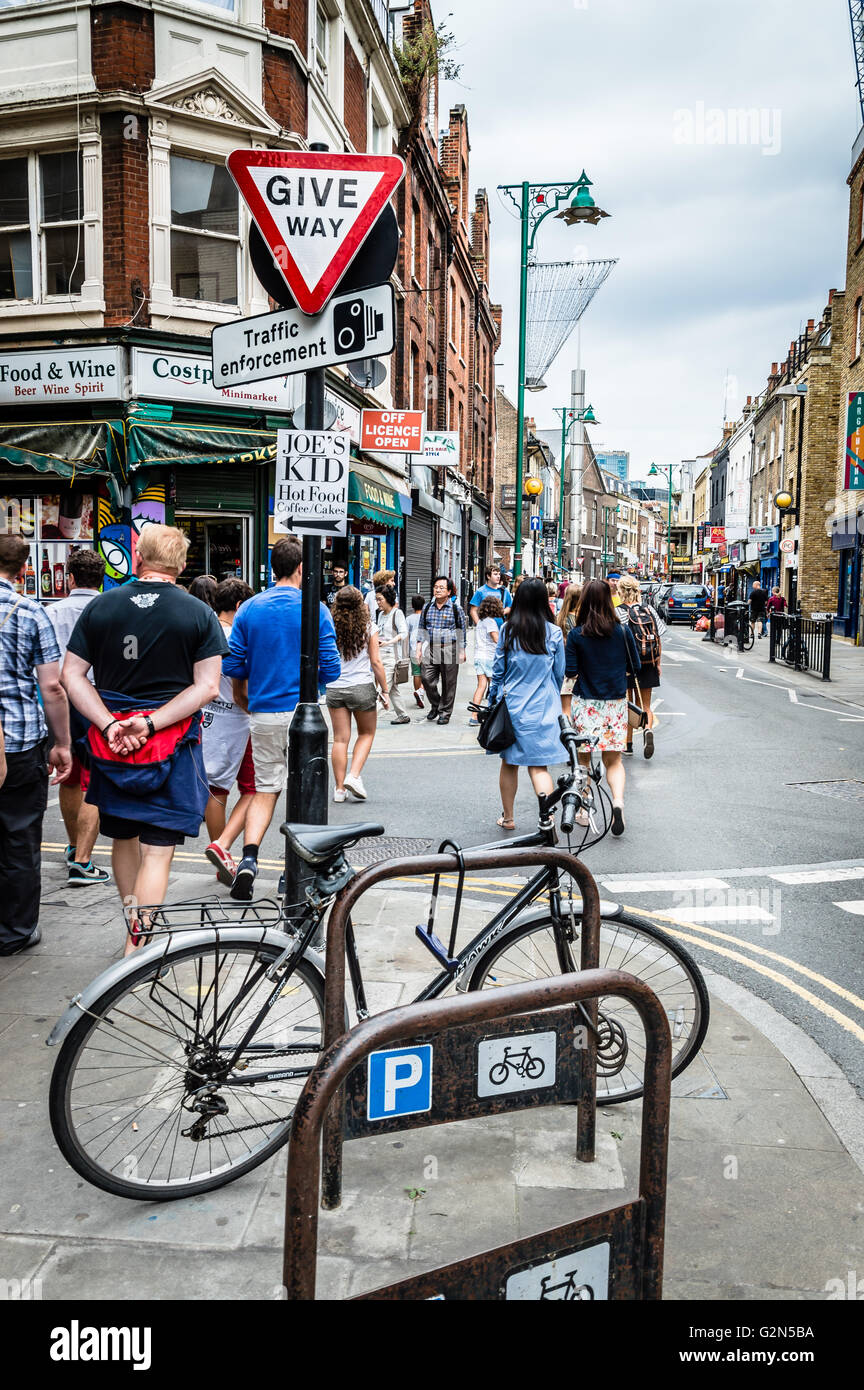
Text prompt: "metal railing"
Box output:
[[769, 612, 832, 681]]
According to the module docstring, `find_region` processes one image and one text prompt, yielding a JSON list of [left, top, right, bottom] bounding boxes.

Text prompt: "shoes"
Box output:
[[437, 715, 450, 725], [611, 806, 626, 837], [643, 730, 655, 760], [67, 860, 111, 887], [334, 788, 348, 803], [390, 716, 411, 725], [414, 692, 425, 708], [344, 773, 367, 801], [230, 856, 258, 901], [205, 842, 238, 887], [468, 718, 480, 726], [624, 745, 634, 756], [64, 844, 75, 864], [426, 708, 440, 721], [0, 925, 41, 957]]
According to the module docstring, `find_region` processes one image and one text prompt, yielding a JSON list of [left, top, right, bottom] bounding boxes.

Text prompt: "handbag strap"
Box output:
[[623, 626, 643, 697]]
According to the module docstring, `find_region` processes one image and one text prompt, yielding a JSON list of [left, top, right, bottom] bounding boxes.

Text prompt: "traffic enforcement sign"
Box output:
[[274, 429, 350, 537], [226, 150, 405, 315], [360, 410, 425, 454], [211, 283, 395, 390]]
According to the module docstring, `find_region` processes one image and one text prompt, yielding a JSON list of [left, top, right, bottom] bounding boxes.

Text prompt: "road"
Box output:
[[40, 624, 864, 1096]]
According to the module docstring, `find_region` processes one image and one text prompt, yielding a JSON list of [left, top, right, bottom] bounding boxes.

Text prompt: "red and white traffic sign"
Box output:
[[227, 150, 405, 316], [360, 410, 425, 453]]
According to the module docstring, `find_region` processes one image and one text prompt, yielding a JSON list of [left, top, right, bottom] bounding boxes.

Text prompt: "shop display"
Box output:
[[1, 491, 97, 601]]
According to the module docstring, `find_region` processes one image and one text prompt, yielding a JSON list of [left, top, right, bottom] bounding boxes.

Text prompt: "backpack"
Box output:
[[626, 604, 660, 664], [421, 600, 464, 634]]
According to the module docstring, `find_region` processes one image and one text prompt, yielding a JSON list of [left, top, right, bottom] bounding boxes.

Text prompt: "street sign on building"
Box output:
[[846, 392, 864, 492], [501, 485, 517, 509], [542, 520, 557, 541], [421, 431, 461, 467], [748, 526, 775, 542], [211, 284, 395, 390], [273, 429, 350, 537], [226, 150, 405, 315], [360, 409, 425, 453]]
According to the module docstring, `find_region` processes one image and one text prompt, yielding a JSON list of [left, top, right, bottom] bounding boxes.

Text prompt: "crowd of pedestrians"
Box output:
[[0, 516, 679, 954]]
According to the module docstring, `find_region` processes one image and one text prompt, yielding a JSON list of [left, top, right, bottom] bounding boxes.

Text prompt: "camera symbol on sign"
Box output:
[[332, 297, 386, 356]]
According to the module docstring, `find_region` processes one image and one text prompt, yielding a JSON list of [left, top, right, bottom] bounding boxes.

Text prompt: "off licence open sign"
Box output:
[[360, 410, 425, 453]]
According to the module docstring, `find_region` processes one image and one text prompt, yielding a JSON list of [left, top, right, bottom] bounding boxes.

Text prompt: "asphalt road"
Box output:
[[40, 624, 864, 1095]]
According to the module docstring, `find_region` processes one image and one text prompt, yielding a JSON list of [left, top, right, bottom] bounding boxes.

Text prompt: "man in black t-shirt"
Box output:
[[63, 524, 226, 953], [324, 564, 348, 608]]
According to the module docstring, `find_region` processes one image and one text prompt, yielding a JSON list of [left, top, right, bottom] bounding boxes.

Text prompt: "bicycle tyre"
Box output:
[[741, 623, 755, 651], [49, 940, 325, 1201], [467, 909, 710, 1105], [488, 1062, 509, 1086]]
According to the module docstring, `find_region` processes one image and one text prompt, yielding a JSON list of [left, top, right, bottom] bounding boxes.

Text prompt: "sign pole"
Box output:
[[285, 143, 332, 912]]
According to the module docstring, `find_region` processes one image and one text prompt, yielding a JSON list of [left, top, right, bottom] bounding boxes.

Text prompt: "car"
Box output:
[[640, 580, 661, 605], [658, 583, 711, 624]]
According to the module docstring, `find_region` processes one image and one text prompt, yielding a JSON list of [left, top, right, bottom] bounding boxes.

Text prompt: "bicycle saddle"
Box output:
[[280, 821, 385, 866]]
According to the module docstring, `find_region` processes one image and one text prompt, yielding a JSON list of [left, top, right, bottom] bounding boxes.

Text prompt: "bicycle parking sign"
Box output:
[[367, 1045, 432, 1121], [476, 1030, 557, 1098]]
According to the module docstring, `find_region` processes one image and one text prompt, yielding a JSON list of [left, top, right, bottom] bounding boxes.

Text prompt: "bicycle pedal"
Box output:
[[415, 925, 460, 972]]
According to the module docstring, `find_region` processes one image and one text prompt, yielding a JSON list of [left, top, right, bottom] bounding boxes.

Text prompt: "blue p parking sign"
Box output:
[[367, 1046, 433, 1122]]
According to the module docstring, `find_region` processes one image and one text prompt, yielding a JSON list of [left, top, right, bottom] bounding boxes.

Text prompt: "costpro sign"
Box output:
[[274, 430, 350, 537], [359, 410, 425, 453], [226, 150, 405, 315]]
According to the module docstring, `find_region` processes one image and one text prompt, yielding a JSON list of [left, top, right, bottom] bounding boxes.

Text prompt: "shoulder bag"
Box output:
[[393, 610, 410, 684], [476, 645, 515, 753], [623, 629, 649, 731]]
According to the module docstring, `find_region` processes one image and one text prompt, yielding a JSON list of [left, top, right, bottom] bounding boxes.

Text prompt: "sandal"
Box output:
[[496, 814, 515, 829]]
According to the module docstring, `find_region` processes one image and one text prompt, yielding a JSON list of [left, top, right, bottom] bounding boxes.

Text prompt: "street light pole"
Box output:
[[498, 174, 610, 578]]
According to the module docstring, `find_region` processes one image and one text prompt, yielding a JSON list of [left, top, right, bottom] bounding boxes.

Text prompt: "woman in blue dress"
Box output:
[[488, 577, 566, 829]]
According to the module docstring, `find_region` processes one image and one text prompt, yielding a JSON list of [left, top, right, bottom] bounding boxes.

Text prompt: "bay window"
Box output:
[[170, 154, 239, 305]]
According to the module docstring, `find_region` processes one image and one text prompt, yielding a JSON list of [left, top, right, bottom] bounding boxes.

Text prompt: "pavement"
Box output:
[[2, 622, 863, 1301], [2, 859, 863, 1300]]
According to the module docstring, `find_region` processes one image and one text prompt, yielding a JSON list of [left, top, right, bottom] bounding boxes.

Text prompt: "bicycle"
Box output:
[[47, 719, 709, 1201], [488, 1045, 546, 1085]]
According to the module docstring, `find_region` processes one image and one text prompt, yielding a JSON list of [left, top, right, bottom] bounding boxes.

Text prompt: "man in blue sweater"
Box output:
[[223, 535, 341, 899]]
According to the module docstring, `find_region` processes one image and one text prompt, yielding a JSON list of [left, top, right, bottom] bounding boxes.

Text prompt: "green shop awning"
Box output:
[[348, 462, 403, 527], [128, 422, 277, 470], [0, 420, 123, 480]]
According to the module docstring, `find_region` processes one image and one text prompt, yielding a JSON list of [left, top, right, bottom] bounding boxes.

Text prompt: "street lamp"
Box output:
[[498, 174, 610, 576], [553, 403, 599, 570], [648, 462, 679, 579]]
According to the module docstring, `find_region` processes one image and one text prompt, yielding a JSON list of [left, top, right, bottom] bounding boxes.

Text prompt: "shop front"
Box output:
[[833, 526, 862, 639], [344, 461, 406, 591], [468, 500, 490, 596]]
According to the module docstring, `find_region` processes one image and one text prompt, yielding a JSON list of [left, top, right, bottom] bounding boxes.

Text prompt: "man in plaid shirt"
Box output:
[[415, 575, 467, 725], [0, 535, 72, 955]]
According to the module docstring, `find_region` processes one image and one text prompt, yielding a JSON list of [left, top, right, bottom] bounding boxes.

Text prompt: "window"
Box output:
[[410, 344, 420, 410], [448, 389, 455, 428], [372, 109, 389, 155], [592, 500, 598, 535], [315, 4, 330, 85], [170, 155, 239, 305], [460, 299, 466, 355], [411, 201, 421, 281], [856, 298, 862, 360], [0, 151, 83, 302]]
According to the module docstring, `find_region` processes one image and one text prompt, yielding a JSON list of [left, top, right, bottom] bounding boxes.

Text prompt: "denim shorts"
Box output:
[[326, 682, 378, 713]]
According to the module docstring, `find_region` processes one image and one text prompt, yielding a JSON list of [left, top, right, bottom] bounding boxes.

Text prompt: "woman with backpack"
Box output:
[[616, 575, 664, 759], [565, 579, 642, 837]]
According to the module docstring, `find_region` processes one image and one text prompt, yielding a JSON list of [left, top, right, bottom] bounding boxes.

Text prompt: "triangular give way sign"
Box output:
[[227, 149, 405, 316]]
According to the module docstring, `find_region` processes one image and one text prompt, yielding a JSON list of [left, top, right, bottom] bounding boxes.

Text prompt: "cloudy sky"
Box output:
[[438, 0, 858, 478]]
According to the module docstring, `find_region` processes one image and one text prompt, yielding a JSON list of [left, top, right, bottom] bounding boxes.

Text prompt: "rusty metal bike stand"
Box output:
[[283, 968, 672, 1301], [319, 847, 602, 1210]]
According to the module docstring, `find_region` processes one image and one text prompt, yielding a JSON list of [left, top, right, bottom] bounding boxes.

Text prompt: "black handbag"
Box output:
[[477, 647, 516, 753]]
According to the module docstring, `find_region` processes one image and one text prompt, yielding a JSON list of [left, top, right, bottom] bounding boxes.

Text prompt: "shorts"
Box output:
[[325, 682, 378, 713], [249, 711, 294, 795], [474, 659, 494, 677], [211, 739, 257, 800], [410, 660, 422, 677], [572, 696, 629, 753], [99, 812, 185, 847], [65, 753, 90, 792]]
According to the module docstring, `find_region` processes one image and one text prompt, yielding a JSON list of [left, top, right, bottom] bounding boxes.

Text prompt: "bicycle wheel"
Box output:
[[488, 1062, 509, 1086], [468, 909, 709, 1104], [741, 622, 755, 651], [49, 940, 324, 1200]]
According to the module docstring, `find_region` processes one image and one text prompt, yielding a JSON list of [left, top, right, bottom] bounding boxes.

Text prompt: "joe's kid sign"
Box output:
[[274, 430, 350, 538]]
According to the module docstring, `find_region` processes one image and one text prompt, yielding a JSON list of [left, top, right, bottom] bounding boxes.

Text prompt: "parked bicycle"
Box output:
[[47, 719, 709, 1201]]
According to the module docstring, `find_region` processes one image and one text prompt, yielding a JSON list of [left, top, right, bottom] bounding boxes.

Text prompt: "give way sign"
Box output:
[[226, 150, 405, 316]]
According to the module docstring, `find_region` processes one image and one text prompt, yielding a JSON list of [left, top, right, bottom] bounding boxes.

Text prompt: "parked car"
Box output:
[[640, 580, 661, 605], [658, 583, 711, 624]]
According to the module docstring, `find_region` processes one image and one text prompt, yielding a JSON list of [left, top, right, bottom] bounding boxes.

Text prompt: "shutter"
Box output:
[[173, 469, 256, 512], [404, 509, 435, 602]]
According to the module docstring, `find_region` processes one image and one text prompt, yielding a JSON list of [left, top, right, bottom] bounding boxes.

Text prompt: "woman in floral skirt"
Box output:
[[564, 579, 641, 837]]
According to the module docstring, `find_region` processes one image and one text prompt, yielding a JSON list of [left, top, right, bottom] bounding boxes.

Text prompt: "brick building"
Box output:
[[0, 0, 500, 610], [831, 126, 864, 639]]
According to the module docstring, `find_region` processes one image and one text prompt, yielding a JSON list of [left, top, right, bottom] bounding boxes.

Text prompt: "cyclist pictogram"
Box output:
[[539, 1270, 595, 1301], [488, 1045, 546, 1086]]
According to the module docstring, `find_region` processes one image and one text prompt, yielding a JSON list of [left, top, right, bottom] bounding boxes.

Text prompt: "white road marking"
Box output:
[[662, 652, 702, 663], [772, 867, 864, 886], [833, 900, 864, 916], [602, 877, 730, 893], [666, 905, 776, 924]]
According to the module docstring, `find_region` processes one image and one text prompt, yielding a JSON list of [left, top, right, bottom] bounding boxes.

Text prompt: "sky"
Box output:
[[437, 0, 859, 479]]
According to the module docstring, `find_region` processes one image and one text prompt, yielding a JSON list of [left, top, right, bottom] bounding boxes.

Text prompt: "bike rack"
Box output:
[[320, 847, 603, 1210], [283, 968, 672, 1301]]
